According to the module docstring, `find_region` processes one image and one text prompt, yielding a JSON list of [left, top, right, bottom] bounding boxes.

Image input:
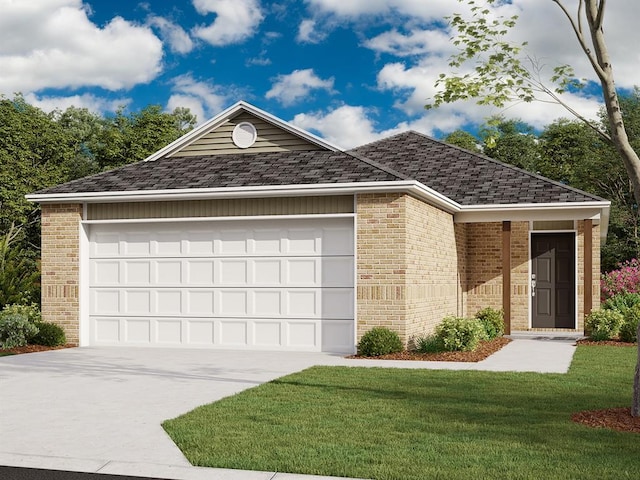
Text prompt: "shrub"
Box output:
[[601, 258, 640, 300], [435, 316, 486, 352], [0, 313, 39, 349], [414, 334, 443, 353], [602, 292, 640, 316], [30, 322, 66, 347], [1, 303, 41, 324], [584, 309, 624, 341], [620, 304, 640, 343], [474, 307, 504, 339], [358, 327, 404, 357]]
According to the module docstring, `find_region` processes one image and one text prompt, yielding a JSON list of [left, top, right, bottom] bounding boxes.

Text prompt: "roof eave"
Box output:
[[144, 101, 342, 162], [456, 201, 611, 240]]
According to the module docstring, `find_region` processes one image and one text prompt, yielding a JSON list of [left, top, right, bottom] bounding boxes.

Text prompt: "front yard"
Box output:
[[163, 345, 640, 480]]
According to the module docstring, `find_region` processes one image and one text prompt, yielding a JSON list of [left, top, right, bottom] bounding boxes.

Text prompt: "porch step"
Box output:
[[507, 330, 585, 341]]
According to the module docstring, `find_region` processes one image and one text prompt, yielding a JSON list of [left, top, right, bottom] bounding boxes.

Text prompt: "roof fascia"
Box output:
[[144, 100, 341, 162], [456, 201, 611, 240], [26, 181, 462, 213]]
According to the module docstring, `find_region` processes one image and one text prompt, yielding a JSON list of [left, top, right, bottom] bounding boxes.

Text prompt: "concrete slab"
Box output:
[[0, 338, 578, 479]]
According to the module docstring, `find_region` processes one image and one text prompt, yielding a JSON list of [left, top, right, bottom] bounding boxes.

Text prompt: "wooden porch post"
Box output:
[[502, 221, 511, 335], [584, 219, 593, 319]]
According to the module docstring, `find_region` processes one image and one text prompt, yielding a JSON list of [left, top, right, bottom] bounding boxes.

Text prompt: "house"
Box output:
[[27, 101, 610, 353]]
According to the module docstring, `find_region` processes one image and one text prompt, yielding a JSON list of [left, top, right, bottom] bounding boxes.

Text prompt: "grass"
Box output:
[[163, 345, 640, 480]]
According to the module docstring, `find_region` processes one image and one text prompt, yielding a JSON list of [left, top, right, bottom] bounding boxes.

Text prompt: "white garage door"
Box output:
[[87, 217, 354, 353]]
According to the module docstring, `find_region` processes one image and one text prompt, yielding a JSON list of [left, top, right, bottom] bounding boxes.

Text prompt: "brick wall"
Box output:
[[356, 193, 461, 346], [465, 223, 503, 315], [41, 204, 82, 345]]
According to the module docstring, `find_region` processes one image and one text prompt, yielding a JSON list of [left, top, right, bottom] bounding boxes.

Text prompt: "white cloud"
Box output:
[[23, 92, 130, 114], [266, 69, 335, 106], [296, 19, 327, 43], [192, 0, 263, 46], [167, 75, 227, 123], [304, 0, 457, 19], [148, 16, 194, 54], [364, 29, 451, 57], [0, 0, 163, 94]]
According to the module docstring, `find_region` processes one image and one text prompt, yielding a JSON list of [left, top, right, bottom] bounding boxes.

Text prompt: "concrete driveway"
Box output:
[[0, 347, 350, 477], [0, 338, 577, 479]]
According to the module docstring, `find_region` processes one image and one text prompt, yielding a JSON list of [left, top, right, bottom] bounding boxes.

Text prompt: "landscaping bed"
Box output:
[[0, 344, 73, 356], [352, 336, 511, 362]]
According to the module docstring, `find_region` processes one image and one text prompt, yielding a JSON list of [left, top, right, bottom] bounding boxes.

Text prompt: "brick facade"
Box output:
[[356, 193, 462, 346], [41, 204, 83, 345], [356, 194, 602, 343], [38, 196, 602, 349]]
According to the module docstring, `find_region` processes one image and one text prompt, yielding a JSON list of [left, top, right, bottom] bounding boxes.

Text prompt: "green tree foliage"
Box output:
[[0, 225, 40, 307], [0, 95, 72, 236], [0, 95, 197, 307], [443, 130, 482, 153], [480, 117, 540, 172]]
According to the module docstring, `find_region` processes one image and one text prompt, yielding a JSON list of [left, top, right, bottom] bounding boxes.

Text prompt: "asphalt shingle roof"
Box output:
[[36, 150, 401, 194], [35, 130, 604, 206], [349, 131, 603, 205]]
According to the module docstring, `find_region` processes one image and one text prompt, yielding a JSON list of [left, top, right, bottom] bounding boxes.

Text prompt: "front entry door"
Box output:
[[531, 233, 575, 328]]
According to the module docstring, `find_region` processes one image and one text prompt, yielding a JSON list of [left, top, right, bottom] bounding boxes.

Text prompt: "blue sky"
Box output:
[[1, 0, 639, 148]]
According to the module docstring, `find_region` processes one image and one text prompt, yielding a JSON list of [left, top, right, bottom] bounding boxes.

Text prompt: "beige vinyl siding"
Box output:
[[87, 196, 354, 220], [171, 112, 324, 156]]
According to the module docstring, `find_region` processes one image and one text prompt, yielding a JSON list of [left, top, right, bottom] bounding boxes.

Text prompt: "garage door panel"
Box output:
[[187, 320, 215, 345], [157, 319, 182, 344], [287, 321, 318, 348], [322, 320, 355, 353], [92, 260, 120, 284], [89, 218, 354, 352], [321, 227, 354, 255], [124, 261, 151, 284], [322, 257, 354, 287], [156, 261, 182, 284], [92, 290, 120, 314], [322, 289, 354, 318], [220, 321, 248, 345], [187, 290, 214, 315]]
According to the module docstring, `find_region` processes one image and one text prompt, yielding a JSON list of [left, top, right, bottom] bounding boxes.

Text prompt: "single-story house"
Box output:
[[27, 101, 610, 354]]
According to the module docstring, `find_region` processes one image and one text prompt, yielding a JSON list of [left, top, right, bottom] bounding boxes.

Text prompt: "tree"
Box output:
[[479, 117, 540, 172], [429, 0, 640, 416], [443, 130, 482, 152]]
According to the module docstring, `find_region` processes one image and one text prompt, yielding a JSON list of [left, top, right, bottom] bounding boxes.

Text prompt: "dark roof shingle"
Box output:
[[34, 130, 605, 206], [349, 131, 603, 205]]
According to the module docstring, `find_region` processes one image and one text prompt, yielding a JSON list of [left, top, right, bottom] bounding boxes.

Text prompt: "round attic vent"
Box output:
[[232, 122, 258, 148]]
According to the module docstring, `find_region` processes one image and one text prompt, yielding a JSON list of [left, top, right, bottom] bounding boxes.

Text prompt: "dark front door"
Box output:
[[531, 233, 575, 328]]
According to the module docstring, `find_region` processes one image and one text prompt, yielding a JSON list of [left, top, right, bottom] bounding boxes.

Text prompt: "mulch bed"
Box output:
[[572, 408, 640, 434], [0, 344, 74, 355], [351, 337, 511, 362]]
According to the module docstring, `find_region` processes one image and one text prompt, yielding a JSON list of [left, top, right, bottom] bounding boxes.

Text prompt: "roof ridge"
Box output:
[[345, 150, 410, 181], [372, 130, 608, 203]]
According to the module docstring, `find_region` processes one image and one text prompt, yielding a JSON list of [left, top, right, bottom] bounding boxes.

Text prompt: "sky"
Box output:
[[1, 0, 640, 149]]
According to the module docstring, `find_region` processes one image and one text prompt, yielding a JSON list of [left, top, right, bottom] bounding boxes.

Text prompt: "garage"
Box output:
[[87, 216, 355, 353]]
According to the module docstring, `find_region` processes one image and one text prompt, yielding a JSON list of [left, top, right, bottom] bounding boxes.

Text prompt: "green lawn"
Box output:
[[163, 346, 640, 480]]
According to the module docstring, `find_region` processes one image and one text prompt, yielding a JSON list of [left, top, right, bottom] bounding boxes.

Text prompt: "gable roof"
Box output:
[[28, 101, 609, 234], [144, 101, 341, 161], [349, 131, 604, 206]]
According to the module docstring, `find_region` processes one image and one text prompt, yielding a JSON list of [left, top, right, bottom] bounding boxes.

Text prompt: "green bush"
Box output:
[[474, 307, 504, 339], [30, 322, 66, 347], [620, 304, 640, 343], [1, 303, 41, 323], [602, 292, 640, 315], [358, 327, 404, 357], [414, 334, 443, 353], [435, 316, 486, 352], [0, 313, 39, 349], [585, 309, 624, 341]]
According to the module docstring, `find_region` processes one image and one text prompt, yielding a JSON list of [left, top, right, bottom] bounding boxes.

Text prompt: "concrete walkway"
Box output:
[[0, 335, 579, 479]]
